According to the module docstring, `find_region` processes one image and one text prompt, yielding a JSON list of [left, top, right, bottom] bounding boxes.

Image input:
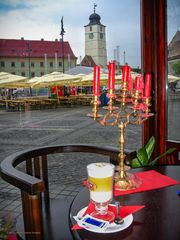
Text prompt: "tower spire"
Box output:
[[94, 3, 97, 13]]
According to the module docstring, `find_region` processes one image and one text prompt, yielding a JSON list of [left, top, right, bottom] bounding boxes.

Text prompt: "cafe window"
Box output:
[[167, 0, 180, 142], [41, 72, 44, 76], [59, 62, 62, 67], [11, 62, 15, 67], [21, 62, 25, 67], [1, 61, 5, 67], [21, 72, 25, 76], [50, 62, 53, 67]]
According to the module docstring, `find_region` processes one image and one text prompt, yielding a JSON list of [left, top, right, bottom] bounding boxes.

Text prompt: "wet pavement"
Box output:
[[0, 105, 141, 225]]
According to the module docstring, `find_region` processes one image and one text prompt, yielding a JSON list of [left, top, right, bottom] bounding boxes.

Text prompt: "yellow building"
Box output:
[[0, 38, 77, 78]]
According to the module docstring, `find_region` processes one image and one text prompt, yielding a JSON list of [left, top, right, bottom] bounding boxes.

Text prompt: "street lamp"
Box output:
[[26, 42, 32, 79], [26, 42, 32, 96], [60, 16, 65, 73]]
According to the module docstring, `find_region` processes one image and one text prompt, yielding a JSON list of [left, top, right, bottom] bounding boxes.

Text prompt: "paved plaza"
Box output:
[[0, 105, 141, 226], [0, 96, 179, 230]]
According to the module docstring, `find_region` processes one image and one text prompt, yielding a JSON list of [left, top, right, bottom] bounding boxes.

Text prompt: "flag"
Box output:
[[60, 16, 65, 35]]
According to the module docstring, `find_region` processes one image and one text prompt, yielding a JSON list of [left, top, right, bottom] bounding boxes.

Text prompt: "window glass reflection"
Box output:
[[167, 0, 180, 141]]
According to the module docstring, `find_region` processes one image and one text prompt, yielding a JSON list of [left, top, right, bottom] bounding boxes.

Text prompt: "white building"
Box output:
[[84, 6, 107, 67]]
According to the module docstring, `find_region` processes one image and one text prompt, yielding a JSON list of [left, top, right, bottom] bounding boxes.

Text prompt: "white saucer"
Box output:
[[76, 206, 133, 233]]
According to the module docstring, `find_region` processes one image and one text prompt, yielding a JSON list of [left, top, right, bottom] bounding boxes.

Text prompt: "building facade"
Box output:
[[84, 7, 107, 67], [168, 30, 180, 75], [0, 38, 77, 78]]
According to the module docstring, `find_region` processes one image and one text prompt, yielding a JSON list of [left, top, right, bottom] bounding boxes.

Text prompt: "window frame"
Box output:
[[141, 0, 179, 164]]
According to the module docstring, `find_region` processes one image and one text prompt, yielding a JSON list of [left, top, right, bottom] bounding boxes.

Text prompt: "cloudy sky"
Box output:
[[0, 0, 179, 68]]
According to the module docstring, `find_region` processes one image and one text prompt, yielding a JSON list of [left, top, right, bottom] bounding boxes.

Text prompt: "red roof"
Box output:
[[168, 31, 180, 61], [81, 55, 96, 67], [0, 39, 77, 59]]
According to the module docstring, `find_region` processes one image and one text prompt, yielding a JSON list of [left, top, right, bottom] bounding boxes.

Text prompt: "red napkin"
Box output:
[[114, 170, 179, 196], [72, 202, 145, 230]]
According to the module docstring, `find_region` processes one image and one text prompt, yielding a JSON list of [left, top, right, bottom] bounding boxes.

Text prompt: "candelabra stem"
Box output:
[[93, 95, 99, 120], [114, 122, 142, 190], [119, 122, 125, 179]]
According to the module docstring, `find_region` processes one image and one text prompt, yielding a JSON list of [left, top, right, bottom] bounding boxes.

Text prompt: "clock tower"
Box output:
[[84, 4, 107, 67]]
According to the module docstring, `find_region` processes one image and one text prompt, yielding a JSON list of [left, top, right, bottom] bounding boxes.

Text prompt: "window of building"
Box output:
[[11, 62, 15, 67], [40, 62, 44, 67], [50, 62, 53, 67], [31, 62, 35, 67], [41, 72, 44, 76], [59, 62, 62, 67], [21, 72, 25, 76], [89, 33, 94, 39], [100, 26, 102, 31], [11, 72, 15, 75], [90, 26, 92, 31], [21, 62, 25, 67], [31, 72, 35, 77], [100, 33, 103, 39], [0, 61, 5, 67]]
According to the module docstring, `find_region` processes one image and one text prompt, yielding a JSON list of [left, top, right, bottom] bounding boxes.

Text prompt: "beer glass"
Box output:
[[87, 162, 115, 221]]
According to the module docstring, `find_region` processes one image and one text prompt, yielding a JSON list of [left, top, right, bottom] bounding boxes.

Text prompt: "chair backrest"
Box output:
[[0, 144, 121, 240]]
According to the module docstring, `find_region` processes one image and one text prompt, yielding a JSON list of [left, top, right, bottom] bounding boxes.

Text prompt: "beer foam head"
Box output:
[[87, 162, 114, 178]]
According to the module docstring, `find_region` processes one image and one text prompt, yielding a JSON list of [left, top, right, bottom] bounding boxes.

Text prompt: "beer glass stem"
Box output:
[[94, 202, 108, 215]]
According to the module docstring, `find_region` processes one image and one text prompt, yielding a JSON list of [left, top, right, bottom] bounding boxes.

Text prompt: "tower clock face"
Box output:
[[89, 33, 94, 39]]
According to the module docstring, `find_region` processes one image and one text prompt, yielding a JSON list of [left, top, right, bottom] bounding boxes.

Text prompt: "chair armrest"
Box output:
[[0, 152, 45, 195]]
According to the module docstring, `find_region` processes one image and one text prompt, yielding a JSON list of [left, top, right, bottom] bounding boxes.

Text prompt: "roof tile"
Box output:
[[0, 39, 77, 59]]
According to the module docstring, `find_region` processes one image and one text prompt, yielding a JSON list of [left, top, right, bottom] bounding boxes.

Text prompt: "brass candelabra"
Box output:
[[89, 79, 154, 190]]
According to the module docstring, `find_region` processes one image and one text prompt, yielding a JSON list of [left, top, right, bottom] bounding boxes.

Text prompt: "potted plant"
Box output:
[[127, 136, 176, 168]]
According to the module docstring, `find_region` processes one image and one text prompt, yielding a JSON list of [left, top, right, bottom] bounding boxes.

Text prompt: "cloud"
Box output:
[[0, 0, 141, 67]]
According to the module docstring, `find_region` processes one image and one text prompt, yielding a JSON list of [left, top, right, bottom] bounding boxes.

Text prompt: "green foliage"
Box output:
[[171, 61, 180, 76], [0, 218, 13, 239], [131, 136, 176, 168], [145, 135, 155, 159]]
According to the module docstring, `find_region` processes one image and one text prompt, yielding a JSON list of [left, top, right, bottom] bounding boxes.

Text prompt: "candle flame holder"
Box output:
[[88, 80, 154, 190]]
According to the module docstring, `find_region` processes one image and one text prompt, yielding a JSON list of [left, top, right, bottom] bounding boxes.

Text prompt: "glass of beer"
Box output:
[[87, 162, 115, 221]]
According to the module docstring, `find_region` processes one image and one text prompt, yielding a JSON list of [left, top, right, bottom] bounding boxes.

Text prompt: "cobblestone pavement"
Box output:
[[0, 105, 141, 228]]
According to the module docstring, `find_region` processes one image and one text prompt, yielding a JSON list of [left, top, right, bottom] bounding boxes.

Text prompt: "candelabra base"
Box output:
[[114, 170, 142, 191]]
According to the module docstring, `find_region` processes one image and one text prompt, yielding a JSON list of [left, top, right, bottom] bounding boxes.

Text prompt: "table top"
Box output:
[[70, 166, 180, 240]]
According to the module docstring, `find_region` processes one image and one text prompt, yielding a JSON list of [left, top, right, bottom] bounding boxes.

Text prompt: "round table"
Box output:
[[70, 166, 180, 240]]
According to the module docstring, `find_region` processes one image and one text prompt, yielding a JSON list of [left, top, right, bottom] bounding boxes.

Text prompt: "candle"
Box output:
[[144, 74, 152, 97], [93, 66, 100, 96], [135, 76, 141, 90], [122, 65, 130, 82], [128, 74, 133, 91], [108, 62, 115, 90], [139, 75, 144, 93]]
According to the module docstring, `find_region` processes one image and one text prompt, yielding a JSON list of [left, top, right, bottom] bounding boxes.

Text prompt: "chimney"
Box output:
[[41, 38, 44, 41], [55, 39, 58, 41], [21, 37, 24, 40]]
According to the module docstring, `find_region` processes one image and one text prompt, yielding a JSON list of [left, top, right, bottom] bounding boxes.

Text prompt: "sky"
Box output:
[[0, 0, 179, 68]]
